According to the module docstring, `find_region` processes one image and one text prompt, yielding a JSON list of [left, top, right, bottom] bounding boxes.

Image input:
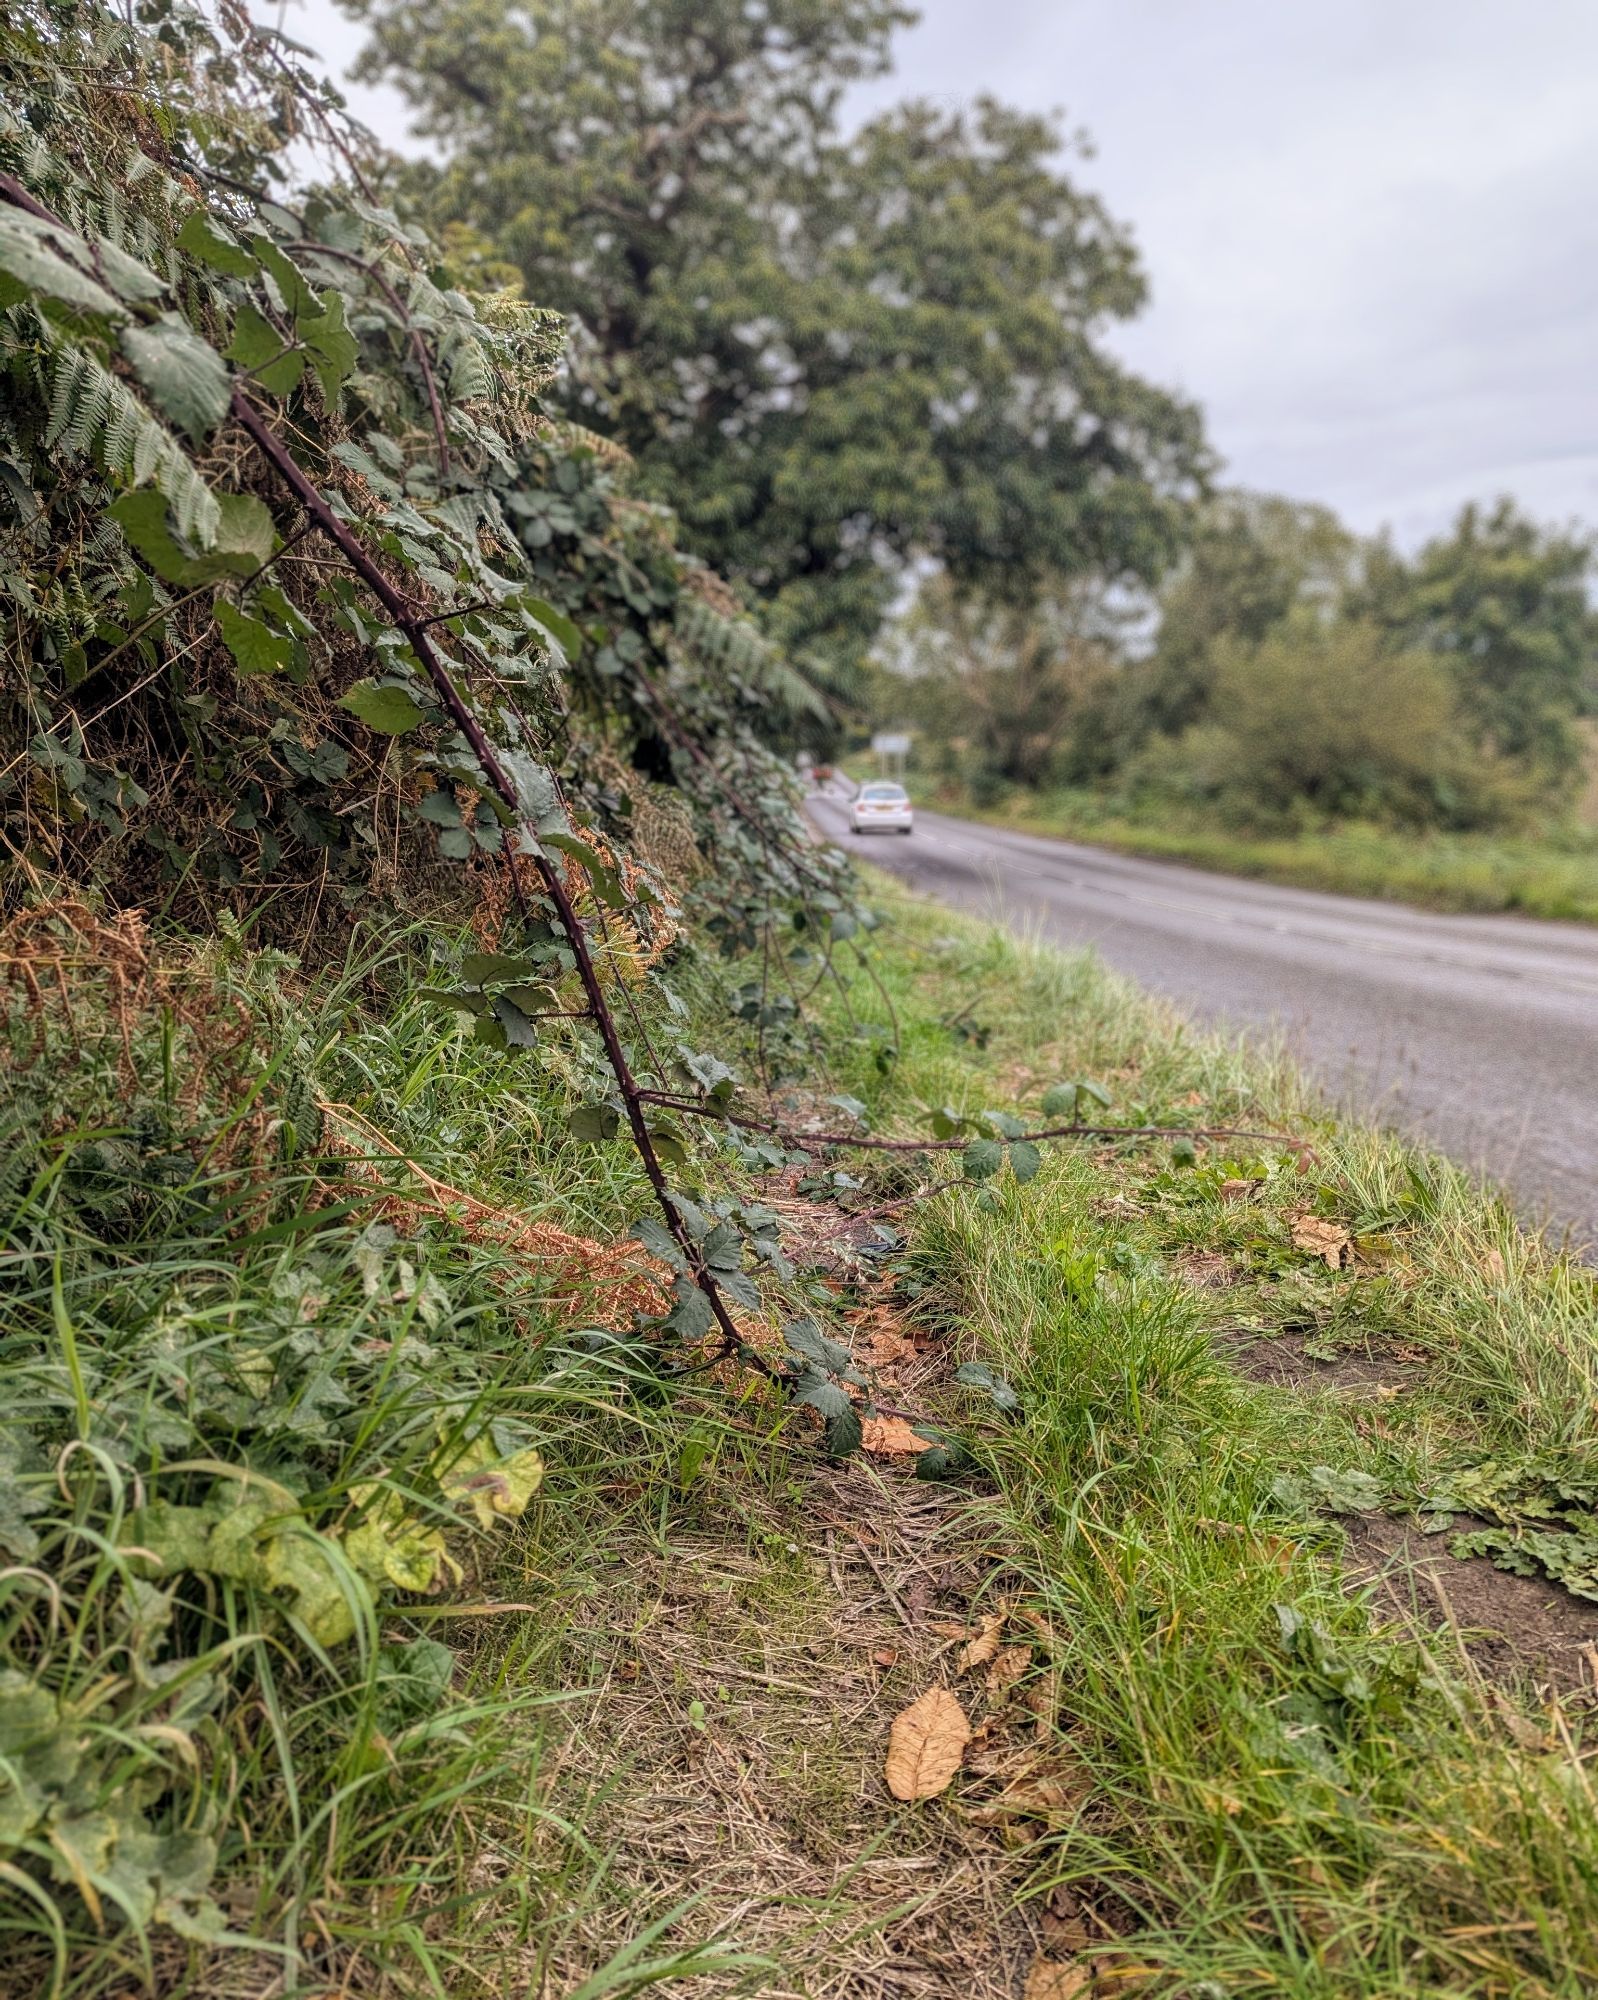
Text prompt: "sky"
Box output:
[[280, 0, 1598, 548]]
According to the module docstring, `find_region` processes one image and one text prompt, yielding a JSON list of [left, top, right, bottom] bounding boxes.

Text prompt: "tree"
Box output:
[[1118, 489, 1363, 746], [871, 572, 1120, 790], [342, 0, 1210, 681], [1357, 499, 1596, 787], [1149, 620, 1476, 828]]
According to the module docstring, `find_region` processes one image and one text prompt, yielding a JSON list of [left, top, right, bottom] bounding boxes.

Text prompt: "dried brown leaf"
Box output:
[[1288, 1211, 1350, 1268], [986, 1643, 1032, 1699], [1023, 1958, 1089, 2000], [861, 1414, 937, 1457], [958, 1611, 1005, 1672], [884, 1686, 971, 1800]]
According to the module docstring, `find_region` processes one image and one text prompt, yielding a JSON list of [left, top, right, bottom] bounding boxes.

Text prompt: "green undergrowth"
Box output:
[[901, 775, 1598, 923], [812, 879, 1598, 1996], [7, 879, 1598, 1997]]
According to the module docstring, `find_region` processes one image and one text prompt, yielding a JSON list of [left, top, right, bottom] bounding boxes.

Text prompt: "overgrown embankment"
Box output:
[[10, 875, 1598, 1997]]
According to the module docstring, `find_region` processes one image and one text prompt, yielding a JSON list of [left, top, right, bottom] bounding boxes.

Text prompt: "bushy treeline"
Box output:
[[874, 490, 1598, 831]]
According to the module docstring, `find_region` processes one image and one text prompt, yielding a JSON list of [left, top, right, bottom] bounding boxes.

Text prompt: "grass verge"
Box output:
[[6, 877, 1597, 1996], [897, 776, 1598, 922]]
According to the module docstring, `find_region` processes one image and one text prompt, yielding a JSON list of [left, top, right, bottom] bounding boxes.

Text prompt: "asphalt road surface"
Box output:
[[808, 792, 1598, 1249]]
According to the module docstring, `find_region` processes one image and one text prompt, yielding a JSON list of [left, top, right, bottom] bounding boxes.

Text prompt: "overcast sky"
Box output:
[[289, 1, 1598, 548]]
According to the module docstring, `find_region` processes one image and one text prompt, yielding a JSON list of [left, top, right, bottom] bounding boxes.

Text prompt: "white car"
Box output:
[[849, 782, 914, 835]]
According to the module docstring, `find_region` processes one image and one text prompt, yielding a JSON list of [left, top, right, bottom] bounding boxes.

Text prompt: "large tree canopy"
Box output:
[[343, 0, 1211, 677]]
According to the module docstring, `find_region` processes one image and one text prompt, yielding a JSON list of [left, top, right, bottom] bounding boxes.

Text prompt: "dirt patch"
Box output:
[[1216, 1326, 1420, 1396], [1346, 1512, 1598, 1692], [528, 1459, 1049, 1997]]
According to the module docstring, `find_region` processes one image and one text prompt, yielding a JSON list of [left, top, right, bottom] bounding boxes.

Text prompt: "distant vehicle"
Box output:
[[849, 781, 913, 835]]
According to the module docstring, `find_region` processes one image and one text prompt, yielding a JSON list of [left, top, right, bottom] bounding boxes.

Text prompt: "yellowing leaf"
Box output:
[[444, 1442, 546, 1528], [884, 1686, 970, 1800]]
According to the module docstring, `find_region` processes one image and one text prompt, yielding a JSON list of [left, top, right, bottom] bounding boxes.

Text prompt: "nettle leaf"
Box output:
[[955, 1360, 1022, 1416], [177, 208, 258, 279], [962, 1137, 1004, 1181], [340, 679, 426, 734], [120, 313, 231, 441], [215, 600, 293, 676]]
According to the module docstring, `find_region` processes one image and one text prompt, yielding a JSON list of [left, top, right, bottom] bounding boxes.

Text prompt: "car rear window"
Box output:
[[861, 785, 907, 801]]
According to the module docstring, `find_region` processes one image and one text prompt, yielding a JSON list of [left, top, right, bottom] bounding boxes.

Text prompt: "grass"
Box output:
[[899, 774, 1598, 922], [809, 879, 1598, 1996], [6, 876, 1598, 1996]]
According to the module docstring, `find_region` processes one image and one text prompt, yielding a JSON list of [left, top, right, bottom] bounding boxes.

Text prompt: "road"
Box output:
[[808, 793, 1598, 1248]]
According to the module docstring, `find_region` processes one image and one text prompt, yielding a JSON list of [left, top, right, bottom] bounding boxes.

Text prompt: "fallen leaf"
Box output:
[[872, 1645, 899, 1668], [1489, 1687, 1554, 1753], [1481, 1248, 1507, 1284], [884, 1687, 971, 1800], [1024, 1958, 1089, 2000], [958, 1611, 1005, 1672], [1288, 1212, 1350, 1269], [862, 1414, 938, 1456], [986, 1643, 1031, 1698], [1219, 1178, 1253, 1202], [1041, 1911, 1091, 1954]]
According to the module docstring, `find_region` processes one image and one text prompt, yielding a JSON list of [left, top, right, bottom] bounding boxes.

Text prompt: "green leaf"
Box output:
[[107, 490, 200, 583], [1008, 1139, 1043, 1183], [250, 236, 317, 319], [415, 986, 486, 1019], [177, 209, 259, 279], [340, 679, 426, 734], [665, 1274, 715, 1338], [1042, 1079, 1112, 1118], [215, 600, 293, 676], [983, 1110, 1025, 1140], [568, 1102, 621, 1143], [955, 1360, 1022, 1415], [299, 289, 358, 402], [211, 493, 276, 571], [225, 304, 305, 397], [631, 1215, 686, 1270], [459, 953, 538, 985], [930, 1105, 964, 1139], [120, 314, 231, 442], [0, 210, 125, 318], [489, 994, 538, 1047], [784, 1317, 854, 1378], [523, 595, 584, 657], [962, 1137, 1004, 1181]]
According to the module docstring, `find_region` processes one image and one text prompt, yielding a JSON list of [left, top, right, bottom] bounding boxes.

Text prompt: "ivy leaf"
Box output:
[[120, 314, 231, 442], [340, 679, 426, 734], [962, 1137, 1004, 1181], [215, 600, 293, 676], [176, 209, 259, 280], [955, 1360, 1022, 1416]]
